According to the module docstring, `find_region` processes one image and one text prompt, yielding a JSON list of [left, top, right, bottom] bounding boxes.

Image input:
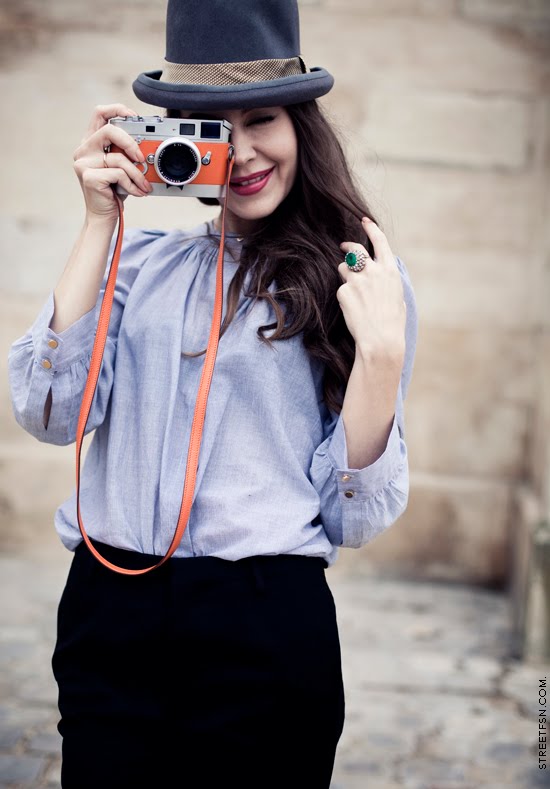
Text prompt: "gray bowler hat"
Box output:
[[132, 0, 334, 110]]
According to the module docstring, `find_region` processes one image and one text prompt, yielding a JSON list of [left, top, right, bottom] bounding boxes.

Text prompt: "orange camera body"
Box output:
[[108, 115, 233, 198]]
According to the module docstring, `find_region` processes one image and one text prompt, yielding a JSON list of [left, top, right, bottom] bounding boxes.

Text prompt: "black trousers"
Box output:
[[51, 538, 346, 788]]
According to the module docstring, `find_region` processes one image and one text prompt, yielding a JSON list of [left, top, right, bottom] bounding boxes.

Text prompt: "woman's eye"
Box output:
[[250, 115, 275, 126]]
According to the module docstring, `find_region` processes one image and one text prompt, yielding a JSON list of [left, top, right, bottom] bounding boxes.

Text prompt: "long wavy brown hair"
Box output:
[[164, 101, 380, 416]]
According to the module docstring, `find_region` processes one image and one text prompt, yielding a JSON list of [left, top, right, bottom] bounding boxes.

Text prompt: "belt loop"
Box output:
[[250, 557, 266, 596], [77, 539, 96, 583]]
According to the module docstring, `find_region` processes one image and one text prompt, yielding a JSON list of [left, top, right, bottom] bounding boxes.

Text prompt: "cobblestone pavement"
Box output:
[[0, 538, 548, 789]]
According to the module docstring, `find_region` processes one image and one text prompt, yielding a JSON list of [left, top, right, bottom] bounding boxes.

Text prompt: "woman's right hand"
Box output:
[[73, 104, 154, 223]]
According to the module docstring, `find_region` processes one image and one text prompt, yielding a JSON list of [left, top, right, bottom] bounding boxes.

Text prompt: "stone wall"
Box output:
[[1, 0, 549, 583]]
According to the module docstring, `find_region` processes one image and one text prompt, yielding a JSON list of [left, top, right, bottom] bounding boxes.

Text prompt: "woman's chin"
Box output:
[[222, 194, 280, 223]]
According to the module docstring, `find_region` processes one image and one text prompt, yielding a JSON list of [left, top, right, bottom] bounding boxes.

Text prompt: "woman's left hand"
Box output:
[[337, 217, 407, 361]]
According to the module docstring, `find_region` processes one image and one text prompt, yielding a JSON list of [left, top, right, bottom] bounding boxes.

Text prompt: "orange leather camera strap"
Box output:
[[74, 147, 236, 575]]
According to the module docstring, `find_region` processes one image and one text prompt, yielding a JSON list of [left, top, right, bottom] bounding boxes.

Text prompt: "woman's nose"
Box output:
[[230, 128, 256, 167]]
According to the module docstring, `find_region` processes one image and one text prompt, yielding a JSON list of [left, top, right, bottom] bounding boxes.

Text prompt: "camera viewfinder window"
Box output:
[[201, 122, 222, 140], [179, 123, 196, 136]]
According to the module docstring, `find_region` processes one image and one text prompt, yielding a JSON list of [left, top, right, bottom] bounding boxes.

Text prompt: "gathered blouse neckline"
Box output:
[[204, 219, 245, 241]]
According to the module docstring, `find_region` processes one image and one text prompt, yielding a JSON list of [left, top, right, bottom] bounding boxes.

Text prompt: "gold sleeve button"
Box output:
[[41, 359, 52, 369], [47, 339, 58, 348], [341, 474, 352, 481], [344, 490, 355, 498]]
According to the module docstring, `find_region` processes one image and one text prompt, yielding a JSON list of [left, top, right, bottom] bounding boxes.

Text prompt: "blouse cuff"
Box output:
[[31, 291, 98, 375], [327, 411, 405, 502]]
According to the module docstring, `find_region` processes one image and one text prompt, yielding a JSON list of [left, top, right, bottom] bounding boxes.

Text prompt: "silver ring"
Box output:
[[345, 249, 368, 272]]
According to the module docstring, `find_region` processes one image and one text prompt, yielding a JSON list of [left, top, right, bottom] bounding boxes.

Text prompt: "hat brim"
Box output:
[[132, 67, 334, 110]]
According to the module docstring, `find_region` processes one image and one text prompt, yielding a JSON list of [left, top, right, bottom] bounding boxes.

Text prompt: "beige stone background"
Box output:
[[1, 0, 550, 594]]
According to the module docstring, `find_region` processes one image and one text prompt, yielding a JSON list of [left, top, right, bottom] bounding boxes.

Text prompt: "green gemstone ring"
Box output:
[[345, 250, 368, 272]]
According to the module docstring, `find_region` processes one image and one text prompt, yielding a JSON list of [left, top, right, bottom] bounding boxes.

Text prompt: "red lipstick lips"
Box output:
[[230, 167, 274, 185], [229, 166, 275, 196]]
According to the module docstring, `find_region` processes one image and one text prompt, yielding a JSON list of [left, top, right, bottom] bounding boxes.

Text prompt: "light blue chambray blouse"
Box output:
[[7, 219, 418, 568]]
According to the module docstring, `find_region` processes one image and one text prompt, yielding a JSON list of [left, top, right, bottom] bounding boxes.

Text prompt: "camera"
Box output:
[[107, 115, 234, 198]]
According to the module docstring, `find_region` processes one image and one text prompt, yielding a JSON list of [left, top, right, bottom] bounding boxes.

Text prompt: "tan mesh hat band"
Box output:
[[161, 56, 307, 86]]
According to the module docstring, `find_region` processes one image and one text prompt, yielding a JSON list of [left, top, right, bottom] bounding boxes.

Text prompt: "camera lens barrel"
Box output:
[[155, 138, 201, 185]]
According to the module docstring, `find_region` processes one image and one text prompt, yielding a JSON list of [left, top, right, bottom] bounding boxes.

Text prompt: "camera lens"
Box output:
[[156, 141, 198, 184]]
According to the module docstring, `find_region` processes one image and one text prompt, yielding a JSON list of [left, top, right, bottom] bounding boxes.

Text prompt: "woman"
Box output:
[[7, 1, 417, 787]]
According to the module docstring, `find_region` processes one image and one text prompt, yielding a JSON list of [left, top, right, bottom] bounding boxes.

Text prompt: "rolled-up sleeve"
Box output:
[[7, 227, 162, 446], [310, 254, 418, 548]]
